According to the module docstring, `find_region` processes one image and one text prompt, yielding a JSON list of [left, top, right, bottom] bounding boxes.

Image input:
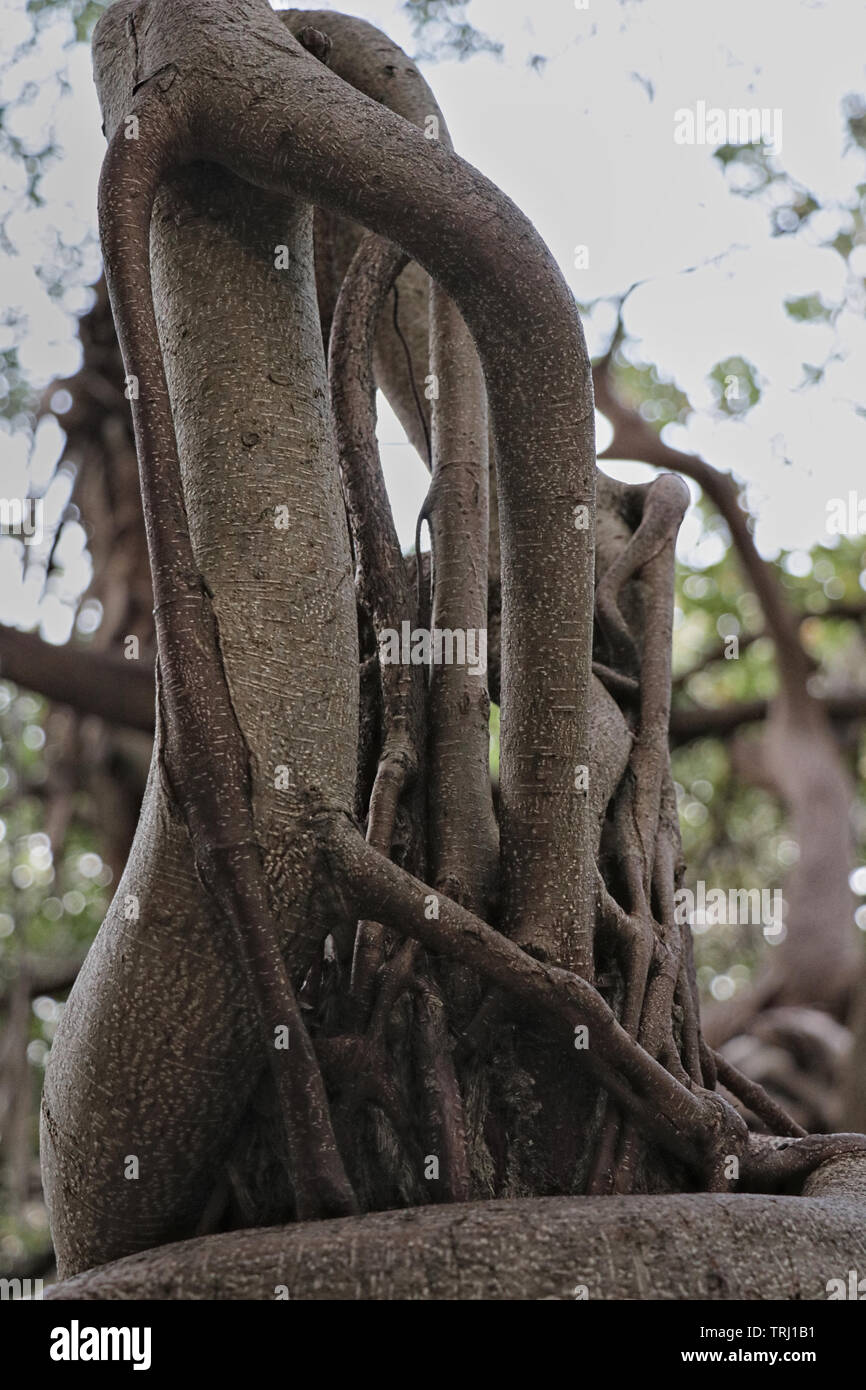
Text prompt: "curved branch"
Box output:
[[322, 813, 746, 1176], [100, 0, 597, 968], [285, 9, 447, 461], [594, 360, 809, 693], [95, 94, 356, 1220], [594, 357, 860, 1015]]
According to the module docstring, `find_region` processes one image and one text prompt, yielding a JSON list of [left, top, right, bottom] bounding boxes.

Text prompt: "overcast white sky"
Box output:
[[2, 0, 866, 641]]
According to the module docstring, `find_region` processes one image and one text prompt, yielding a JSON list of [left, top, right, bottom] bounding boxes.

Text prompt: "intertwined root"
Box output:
[[42, 2, 865, 1291]]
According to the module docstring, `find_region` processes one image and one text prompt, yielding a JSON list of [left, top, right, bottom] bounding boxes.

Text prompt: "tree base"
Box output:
[[47, 1160, 866, 1300]]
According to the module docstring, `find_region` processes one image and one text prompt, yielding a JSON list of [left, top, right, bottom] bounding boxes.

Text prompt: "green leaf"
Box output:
[[784, 293, 832, 323]]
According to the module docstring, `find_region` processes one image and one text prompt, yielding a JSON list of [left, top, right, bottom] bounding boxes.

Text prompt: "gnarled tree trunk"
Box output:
[[41, 0, 866, 1299]]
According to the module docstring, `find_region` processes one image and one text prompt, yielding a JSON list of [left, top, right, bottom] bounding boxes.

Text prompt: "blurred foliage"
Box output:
[[25, 0, 108, 43], [401, 0, 502, 62], [711, 95, 866, 396], [0, 681, 111, 1264], [0, 344, 36, 424], [707, 355, 761, 417], [605, 353, 691, 430], [1, 0, 108, 213], [671, 521, 866, 1005], [0, 689, 109, 959], [785, 293, 834, 325], [0, 0, 106, 432]]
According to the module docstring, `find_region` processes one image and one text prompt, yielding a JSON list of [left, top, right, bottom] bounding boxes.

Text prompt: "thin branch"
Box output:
[[594, 359, 810, 697], [328, 232, 426, 1021], [322, 813, 745, 1175], [713, 1050, 806, 1139]]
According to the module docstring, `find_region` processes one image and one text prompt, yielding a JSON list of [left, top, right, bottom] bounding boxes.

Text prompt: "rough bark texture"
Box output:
[[42, 84, 359, 1273], [44, 1154, 866, 1301], [37, 0, 866, 1299]]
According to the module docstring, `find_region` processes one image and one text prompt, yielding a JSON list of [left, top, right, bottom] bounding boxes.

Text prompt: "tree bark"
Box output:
[[39, 0, 866, 1298], [45, 1153, 866, 1301]]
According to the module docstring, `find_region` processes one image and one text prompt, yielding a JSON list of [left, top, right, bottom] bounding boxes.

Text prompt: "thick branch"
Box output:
[[96, 92, 356, 1220], [42, 1173, 866, 1300], [0, 625, 154, 732], [114, 0, 598, 969], [671, 690, 866, 742], [427, 284, 498, 919]]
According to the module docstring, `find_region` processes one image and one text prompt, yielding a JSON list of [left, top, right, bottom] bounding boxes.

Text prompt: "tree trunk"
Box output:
[[40, 0, 866, 1298]]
